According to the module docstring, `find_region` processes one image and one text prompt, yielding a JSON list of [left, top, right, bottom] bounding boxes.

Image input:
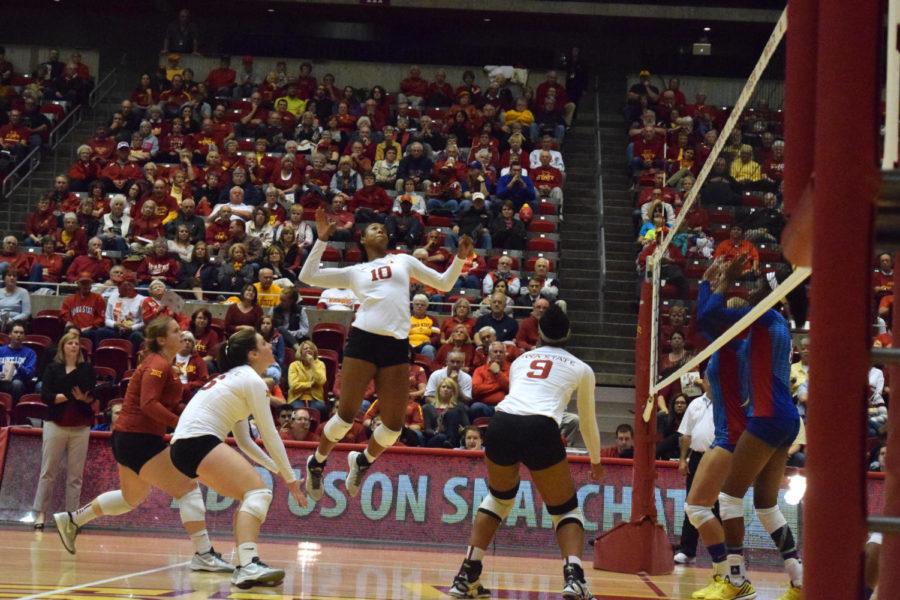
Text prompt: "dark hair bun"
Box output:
[[538, 303, 570, 342]]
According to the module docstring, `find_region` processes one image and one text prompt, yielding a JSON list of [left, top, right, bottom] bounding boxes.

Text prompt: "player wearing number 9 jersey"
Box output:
[[449, 304, 603, 600], [300, 208, 474, 503]]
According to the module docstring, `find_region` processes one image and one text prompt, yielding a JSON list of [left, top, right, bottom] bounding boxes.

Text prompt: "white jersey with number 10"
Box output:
[[498, 345, 602, 463]]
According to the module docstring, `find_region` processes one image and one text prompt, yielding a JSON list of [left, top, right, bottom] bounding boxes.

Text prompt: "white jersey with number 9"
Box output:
[[497, 345, 602, 463]]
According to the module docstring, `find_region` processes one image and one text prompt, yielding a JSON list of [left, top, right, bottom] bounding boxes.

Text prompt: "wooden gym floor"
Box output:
[[0, 528, 793, 599]]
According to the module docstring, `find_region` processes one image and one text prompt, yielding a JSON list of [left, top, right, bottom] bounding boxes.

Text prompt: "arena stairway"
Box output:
[[4, 67, 132, 237], [559, 76, 638, 437]]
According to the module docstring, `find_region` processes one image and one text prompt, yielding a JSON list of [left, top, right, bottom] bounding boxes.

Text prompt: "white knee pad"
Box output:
[[550, 507, 585, 531], [372, 423, 402, 448], [685, 503, 717, 529], [718, 493, 744, 521], [477, 491, 516, 522], [323, 414, 354, 443], [239, 488, 273, 523], [755, 505, 786, 534], [176, 486, 206, 524], [97, 490, 134, 516]]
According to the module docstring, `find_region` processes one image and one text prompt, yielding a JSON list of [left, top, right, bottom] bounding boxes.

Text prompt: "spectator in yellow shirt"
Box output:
[[730, 144, 762, 184], [253, 268, 282, 308], [275, 83, 307, 116], [409, 293, 439, 359], [503, 97, 535, 127], [287, 340, 328, 419]]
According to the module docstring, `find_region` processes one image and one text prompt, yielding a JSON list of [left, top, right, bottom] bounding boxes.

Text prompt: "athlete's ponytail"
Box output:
[[217, 328, 259, 372]]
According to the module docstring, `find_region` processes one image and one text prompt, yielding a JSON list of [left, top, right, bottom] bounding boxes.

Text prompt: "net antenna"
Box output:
[[645, 8, 794, 421]]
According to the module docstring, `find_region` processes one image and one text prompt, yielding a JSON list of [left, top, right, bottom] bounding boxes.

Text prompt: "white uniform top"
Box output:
[[171, 365, 296, 483], [677, 394, 715, 452], [497, 345, 601, 464], [300, 240, 464, 339]]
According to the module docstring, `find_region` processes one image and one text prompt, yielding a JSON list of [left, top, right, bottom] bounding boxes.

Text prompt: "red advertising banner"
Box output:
[[0, 429, 885, 567]]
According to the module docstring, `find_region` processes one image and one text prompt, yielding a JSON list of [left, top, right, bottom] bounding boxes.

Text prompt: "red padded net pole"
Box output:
[[803, 0, 880, 595]]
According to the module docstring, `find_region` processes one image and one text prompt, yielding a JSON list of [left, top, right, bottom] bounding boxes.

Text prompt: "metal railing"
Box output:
[[1, 145, 41, 199], [89, 68, 118, 109], [594, 76, 607, 321]]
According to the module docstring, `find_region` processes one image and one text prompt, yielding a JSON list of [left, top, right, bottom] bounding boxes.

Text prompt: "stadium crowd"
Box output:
[[623, 69, 889, 470], [0, 44, 585, 459]]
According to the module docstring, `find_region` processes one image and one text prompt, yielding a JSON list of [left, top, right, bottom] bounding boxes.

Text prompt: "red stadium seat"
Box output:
[[98, 338, 133, 354], [413, 354, 433, 376], [93, 347, 131, 381], [537, 200, 557, 215], [527, 219, 557, 233], [19, 393, 43, 405], [321, 247, 342, 262], [709, 207, 734, 225], [425, 215, 453, 227], [80, 337, 93, 358], [525, 237, 557, 252], [0, 406, 8, 427], [23, 335, 50, 357], [312, 323, 347, 359], [298, 288, 323, 306], [11, 401, 48, 425], [36, 309, 61, 318], [91, 382, 120, 414], [93, 366, 117, 382], [344, 246, 363, 263], [210, 319, 226, 340], [317, 349, 339, 395], [0, 392, 12, 411], [30, 315, 64, 341]]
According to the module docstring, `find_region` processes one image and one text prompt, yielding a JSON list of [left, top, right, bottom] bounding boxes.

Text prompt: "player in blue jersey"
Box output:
[[694, 255, 803, 600], [684, 258, 754, 600]]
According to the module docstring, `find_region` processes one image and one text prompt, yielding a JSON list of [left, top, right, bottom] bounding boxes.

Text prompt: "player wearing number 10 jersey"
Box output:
[[449, 304, 603, 600], [300, 208, 474, 503]]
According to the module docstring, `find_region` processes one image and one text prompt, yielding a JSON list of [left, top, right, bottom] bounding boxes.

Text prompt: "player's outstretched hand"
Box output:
[[287, 478, 308, 507], [590, 462, 604, 482], [456, 235, 474, 259], [314, 207, 336, 242]]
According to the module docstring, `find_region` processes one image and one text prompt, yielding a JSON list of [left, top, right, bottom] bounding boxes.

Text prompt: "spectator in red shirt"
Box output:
[[351, 172, 393, 225], [535, 70, 576, 126], [440, 297, 476, 342], [56, 213, 88, 261], [60, 272, 106, 346], [0, 236, 34, 280], [531, 150, 565, 204], [137, 238, 181, 285], [515, 298, 550, 351], [129, 200, 164, 251], [68, 145, 102, 191], [100, 142, 143, 193], [24, 195, 58, 246], [470, 341, 510, 419], [65, 237, 111, 283], [283, 406, 320, 442], [600, 424, 635, 458], [159, 74, 192, 118], [205, 56, 236, 96], [762, 140, 785, 187], [30, 236, 65, 284], [630, 126, 665, 177], [174, 331, 209, 403], [364, 399, 424, 446], [435, 323, 477, 371], [399, 65, 429, 107], [712, 224, 760, 277], [0, 110, 30, 163], [426, 69, 454, 107]]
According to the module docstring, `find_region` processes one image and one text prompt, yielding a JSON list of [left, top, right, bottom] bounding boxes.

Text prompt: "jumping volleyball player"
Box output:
[[169, 328, 307, 589], [448, 304, 603, 600], [691, 256, 803, 600], [53, 317, 232, 573], [300, 207, 473, 500]]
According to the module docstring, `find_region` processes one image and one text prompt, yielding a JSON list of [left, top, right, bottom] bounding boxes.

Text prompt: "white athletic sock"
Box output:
[[314, 449, 329, 463], [466, 546, 485, 562], [71, 503, 98, 527], [362, 448, 377, 464], [726, 554, 746, 585], [190, 529, 212, 555], [713, 560, 728, 577], [237, 542, 258, 567], [785, 557, 803, 588], [565, 555, 583, 568]]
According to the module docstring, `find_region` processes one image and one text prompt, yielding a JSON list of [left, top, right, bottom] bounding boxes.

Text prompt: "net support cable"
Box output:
[[648, 7, 789, 408]]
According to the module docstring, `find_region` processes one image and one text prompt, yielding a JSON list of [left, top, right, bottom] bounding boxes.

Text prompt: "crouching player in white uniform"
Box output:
[[448, 304, 603, 600], [169, 329, 307, 589]]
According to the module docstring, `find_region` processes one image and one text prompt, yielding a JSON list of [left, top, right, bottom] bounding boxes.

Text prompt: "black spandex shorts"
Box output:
[[485, 411, 567, 471], [170, 435, 222, 478], [111, 431, 168, 475], [343, 326, 410, 368]]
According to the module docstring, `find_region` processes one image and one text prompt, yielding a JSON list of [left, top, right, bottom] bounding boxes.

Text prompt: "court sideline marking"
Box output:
[[18, 560, 190, 599]]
